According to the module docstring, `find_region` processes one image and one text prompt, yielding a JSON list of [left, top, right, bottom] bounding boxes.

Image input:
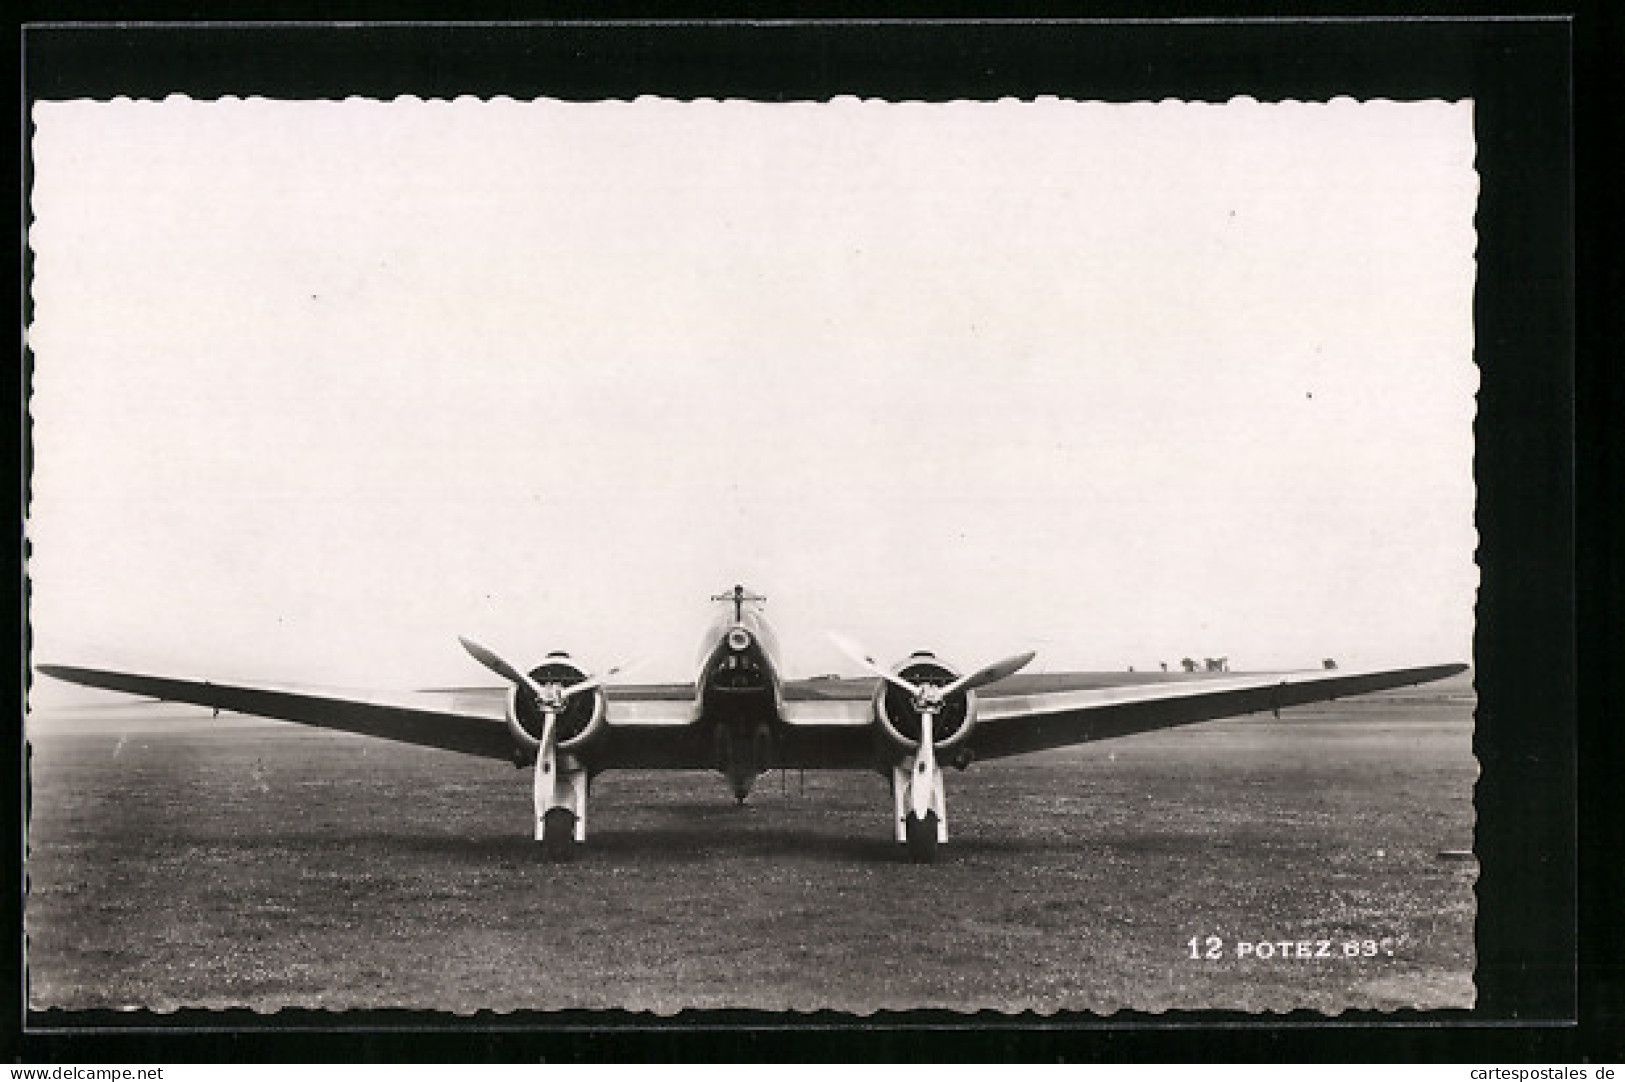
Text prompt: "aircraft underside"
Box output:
[[704, 692, 779, 803]]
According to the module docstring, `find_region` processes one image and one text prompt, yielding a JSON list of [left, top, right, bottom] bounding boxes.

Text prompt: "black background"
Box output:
[[13, 7, 1618, 1064]]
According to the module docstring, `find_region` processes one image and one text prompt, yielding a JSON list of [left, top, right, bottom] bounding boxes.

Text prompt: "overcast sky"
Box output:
[[27, 97, 1477, 697]]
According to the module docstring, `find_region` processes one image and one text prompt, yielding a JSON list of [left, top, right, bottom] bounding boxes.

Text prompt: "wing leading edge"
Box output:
[[35, 664, 519, 759], [969, 662, 1469, 761], [36, 663, 704, 765]]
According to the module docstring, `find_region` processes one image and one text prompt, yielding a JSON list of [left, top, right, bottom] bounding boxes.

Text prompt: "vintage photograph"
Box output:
[[25, 93, 1478, 1015]]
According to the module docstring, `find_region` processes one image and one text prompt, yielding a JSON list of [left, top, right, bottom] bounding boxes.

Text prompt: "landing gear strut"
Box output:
[[535, 752, 588, 860], [893, 761, 948, 864]]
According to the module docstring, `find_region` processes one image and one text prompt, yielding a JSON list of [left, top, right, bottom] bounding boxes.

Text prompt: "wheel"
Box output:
[[904, 811, 939, 864], [541, 807, 578, 861]]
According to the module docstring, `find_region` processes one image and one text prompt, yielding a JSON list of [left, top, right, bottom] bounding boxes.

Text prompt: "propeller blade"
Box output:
[[561, 674, 604, 699], [463, 636, 637, 705], [458, 636, 548, 700], [459, 635, 526, 685], [827, 632, 924, 696], [941, 650, 1037, 697], [562, 656, 644, 699]]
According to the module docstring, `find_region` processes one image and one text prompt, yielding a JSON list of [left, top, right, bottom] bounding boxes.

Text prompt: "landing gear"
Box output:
[[541, 807, 578, 861], [534, 753, 589, 856], [892, 761, 949, 862], [905, 810, 940, 864]]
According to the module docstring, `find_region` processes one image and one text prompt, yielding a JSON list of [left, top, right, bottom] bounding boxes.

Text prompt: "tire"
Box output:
[[904, 811, 939, 864], [541, 807, 578, 861]]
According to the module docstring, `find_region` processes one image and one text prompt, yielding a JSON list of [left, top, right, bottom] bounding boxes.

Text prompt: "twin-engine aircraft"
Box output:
[[39, 585, 1466, 863]]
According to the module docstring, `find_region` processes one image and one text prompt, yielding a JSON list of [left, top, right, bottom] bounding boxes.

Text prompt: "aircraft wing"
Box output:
[[33, 664, 698, 762], [967, 663, 1469, 761], [38, 661, 1467, 769], [777, 697, 877, 769]]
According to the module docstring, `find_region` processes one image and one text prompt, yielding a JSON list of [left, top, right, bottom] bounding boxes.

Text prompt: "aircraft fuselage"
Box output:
[[696, 587, 785, 801]]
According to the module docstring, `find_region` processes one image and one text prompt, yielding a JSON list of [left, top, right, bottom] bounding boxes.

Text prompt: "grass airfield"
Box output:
[[25, 681, 1475, 1016]]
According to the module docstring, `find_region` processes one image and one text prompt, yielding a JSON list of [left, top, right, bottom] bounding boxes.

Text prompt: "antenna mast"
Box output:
[[710, 583, 766, 622]]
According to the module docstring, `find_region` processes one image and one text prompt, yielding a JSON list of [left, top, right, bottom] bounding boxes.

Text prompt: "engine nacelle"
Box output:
[[505, 652, 608, 759], [873, 650, 979, 756]]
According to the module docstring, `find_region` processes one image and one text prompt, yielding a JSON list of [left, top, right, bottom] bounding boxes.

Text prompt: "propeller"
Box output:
[[827, 633, 1035, 709], [459, 635, 625, 761], [458, 635, 626, 711]]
